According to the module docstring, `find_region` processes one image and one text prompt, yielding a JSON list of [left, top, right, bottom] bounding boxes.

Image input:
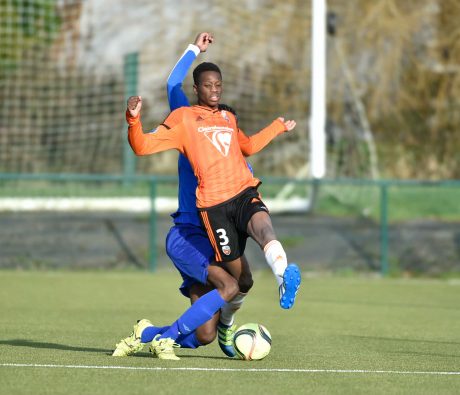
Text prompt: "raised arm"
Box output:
[[126, 96, 184, 156], [167, 32, 214, 111], [237, 117, 296, 156]]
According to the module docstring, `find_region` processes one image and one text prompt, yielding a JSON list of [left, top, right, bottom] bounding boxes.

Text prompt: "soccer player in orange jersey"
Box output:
[[113, 33, 252, 359], [125, 57, 301, 360]]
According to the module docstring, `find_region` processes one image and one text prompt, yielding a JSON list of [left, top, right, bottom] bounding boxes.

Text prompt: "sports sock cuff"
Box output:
[[219, 292, 247, 326], [229, 292, 247, 304], [140, 326, 165, 343], [263, 239, 280, 253], [175, 332, 202, 349]]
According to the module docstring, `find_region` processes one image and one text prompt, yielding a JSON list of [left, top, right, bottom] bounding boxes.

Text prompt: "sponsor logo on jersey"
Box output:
[[197, 126, 234, 156], [222, 245, 231, 255]]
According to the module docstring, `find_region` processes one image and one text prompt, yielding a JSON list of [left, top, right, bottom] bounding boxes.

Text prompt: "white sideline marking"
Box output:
[[1, 363, 459, 376]]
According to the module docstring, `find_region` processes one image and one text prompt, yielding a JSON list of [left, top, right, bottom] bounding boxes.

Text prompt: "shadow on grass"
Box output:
[[387, 349, 460, 359], [343, 335, 460, 359], [0, 339, 111, 353], [309, 298, 460, 311], [344, 334, 460, 346], [0, 339, 233, 360], [131, 352, 231, 361]]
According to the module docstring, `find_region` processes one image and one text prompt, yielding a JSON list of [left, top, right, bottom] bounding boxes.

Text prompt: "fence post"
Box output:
[[379, 182, 389, 276], [123, 52, 138, 187], [149, 179, 157, 272]]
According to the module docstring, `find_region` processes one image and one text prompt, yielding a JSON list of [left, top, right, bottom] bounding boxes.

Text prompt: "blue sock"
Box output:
[[175, 332, 202, 349], [160, 289, 226, 340], [140, 325, 169, 343]]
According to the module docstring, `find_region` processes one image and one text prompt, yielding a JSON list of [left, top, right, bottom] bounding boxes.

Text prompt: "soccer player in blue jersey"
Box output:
[[113, 33, 252, 359]]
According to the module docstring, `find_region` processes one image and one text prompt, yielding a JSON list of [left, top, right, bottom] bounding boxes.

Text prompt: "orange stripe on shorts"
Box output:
[[200, 211, 222, 262]]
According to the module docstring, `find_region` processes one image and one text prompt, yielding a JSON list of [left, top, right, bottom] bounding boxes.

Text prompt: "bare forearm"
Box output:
[[238, 119, 287, 156]]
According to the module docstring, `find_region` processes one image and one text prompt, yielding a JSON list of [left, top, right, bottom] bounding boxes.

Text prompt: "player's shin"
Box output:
[[217, 292, 246, 358], [160, 289, 226, 340]]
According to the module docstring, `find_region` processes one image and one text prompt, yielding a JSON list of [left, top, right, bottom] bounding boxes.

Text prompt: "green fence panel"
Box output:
[[123, 53, 139, 186]]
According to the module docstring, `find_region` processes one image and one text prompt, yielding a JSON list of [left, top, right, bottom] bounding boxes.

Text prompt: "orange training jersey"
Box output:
[[127, 105, 287, 208]]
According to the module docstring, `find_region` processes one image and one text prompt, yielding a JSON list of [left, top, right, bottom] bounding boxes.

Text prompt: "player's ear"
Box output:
[[193, 84, 198, 95]]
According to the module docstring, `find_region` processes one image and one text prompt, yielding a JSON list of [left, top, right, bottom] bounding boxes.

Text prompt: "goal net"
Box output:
[[0, 0, 311, 176]]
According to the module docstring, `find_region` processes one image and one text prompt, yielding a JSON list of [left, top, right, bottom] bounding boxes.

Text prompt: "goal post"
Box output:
[[310, 0, 327, 180]]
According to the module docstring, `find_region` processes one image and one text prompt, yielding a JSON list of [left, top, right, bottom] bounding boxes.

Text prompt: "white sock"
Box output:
[[219, 292, 246, 326], [264, 240, 287, 287]]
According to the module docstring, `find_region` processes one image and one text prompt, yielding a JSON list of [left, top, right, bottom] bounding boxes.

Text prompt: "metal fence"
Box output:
[[0, 173, 459, 276]]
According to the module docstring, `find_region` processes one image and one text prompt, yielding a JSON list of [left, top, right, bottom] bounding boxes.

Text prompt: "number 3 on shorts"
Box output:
[[216, 228, 229, 246]]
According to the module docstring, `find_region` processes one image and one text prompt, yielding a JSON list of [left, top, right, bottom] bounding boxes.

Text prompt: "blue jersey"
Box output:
[[167, 44, 201, 226]]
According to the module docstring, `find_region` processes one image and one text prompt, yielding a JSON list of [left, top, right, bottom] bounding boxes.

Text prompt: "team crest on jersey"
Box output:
[[222, 245, 231, 255], [221, 110, 230, 122], [197, 126, 233, 156]]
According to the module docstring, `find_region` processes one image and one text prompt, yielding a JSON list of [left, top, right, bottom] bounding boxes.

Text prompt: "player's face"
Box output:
[[194, 71, 222, 109]]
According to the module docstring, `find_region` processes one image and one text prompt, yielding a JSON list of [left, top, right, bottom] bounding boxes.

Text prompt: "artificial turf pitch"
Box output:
[[0, 270, 459, 394]]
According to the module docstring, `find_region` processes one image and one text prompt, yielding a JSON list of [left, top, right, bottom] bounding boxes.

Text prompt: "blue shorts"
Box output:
[[165, 223, 214, 298]]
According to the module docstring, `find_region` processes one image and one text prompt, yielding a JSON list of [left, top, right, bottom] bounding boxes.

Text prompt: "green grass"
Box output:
[[0, 180, 178, 198], [1, 270, 459, 394], [314, 184, 460, 221]]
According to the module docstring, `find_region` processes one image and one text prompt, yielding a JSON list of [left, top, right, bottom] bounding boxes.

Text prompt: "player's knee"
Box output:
[[195, 325, 217, 345], [208, 265, 239, 301], [220, 276, 239, 301], [238, 273, 253, 293]]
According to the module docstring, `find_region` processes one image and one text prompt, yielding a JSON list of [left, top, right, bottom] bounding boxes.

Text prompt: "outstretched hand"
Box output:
[[127, 96, 142, 117], [278, 117, 296, 132], [194, 32, 214, 53]]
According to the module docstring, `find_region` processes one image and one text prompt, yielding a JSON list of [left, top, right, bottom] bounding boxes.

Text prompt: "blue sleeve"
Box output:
[[167, 45, 199, 111]]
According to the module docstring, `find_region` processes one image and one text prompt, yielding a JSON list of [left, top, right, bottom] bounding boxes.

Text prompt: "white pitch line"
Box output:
[[1, 363, 460, 376]]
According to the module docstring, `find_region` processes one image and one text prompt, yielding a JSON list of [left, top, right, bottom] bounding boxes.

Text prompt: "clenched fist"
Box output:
[[127, 96, 142, 117], [194, 32, 214, 53]]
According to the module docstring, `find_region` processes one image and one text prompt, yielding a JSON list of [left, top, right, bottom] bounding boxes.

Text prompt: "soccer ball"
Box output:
[[233, 323, 272, 361]]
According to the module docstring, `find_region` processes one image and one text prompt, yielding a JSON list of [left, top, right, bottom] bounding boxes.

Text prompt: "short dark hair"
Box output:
[[218, 103, 238, 121], [193, 62, 222, 85]]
